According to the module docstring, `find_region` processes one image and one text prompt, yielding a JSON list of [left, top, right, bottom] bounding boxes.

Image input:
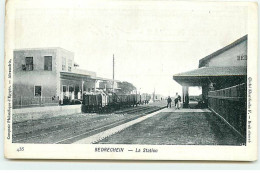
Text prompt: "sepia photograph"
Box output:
[[4, 0, 258, 160]]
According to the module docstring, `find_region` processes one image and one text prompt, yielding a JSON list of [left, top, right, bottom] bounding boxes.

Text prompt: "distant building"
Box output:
[[13, 47, 118, 108], [98, 80, 119, 91]]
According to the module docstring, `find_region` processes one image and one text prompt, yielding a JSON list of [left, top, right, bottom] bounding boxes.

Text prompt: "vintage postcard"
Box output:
[[4, 0, 258, 160]]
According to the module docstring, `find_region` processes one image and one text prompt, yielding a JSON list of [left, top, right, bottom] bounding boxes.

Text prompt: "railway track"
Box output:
[[13, 115, 114, 142], [56, 106, 165, 144], [114, 106, 151, 114], [13, 107, 145, 139], [12, 114, 102, 136], [13, 106, 166, 144]]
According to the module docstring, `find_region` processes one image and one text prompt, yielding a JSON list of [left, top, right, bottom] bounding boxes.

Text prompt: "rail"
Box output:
[[208, 83, 247, 138], [13, 96, 59, 109]]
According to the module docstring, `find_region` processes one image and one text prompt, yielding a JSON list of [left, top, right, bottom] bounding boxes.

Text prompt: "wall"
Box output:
[[13, 48, 75, 104], [56, 48, 74, 98], [12, 105, 81, 123], [13, 49, 58, 100], [208, 83, 247, 138], [205, 40, 247, 67]]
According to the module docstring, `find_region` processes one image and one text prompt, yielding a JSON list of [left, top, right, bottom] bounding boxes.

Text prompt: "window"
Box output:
[[62, 57, 66, 71], [25, 57, 33, 71], [44, 56, 52, 71], [34, 86, 42, 97], [75, 85, 79, 93], [69, 86, 74, 92], [62, 85, 67, 92], [68, 59, 72, 72]]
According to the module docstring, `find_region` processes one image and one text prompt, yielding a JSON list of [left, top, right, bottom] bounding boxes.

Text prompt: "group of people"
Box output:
[[167, 93, 181, 109]]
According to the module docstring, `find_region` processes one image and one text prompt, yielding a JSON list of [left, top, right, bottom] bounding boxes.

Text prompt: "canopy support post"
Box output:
[[182, 86, 189, 108]]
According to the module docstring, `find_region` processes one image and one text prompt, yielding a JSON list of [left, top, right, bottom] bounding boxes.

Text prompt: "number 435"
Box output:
[[17, 147, 24, 152]]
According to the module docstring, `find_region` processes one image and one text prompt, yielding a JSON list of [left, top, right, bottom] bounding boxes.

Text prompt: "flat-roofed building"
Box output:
[[13, 47, 117, 108]]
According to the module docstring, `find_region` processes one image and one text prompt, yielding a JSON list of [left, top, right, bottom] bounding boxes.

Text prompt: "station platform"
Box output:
[[162, 107, 211, 113], [97, 107, 245, 145]]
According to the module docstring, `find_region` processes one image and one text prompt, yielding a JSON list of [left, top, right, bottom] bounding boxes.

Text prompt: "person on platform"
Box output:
[[167, 96, 172, 108], [177, 94, 181, 109], [175, 92, 181, 109]]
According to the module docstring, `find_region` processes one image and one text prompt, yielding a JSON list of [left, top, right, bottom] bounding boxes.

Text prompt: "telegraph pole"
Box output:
[[153, 87, 155, 102], [112, 54, 115, 92]]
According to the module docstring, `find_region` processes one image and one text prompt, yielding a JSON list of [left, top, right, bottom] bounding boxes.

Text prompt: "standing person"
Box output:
[[177, 94, 181, 109], [174, 93, 178, 109], [167, 96, 172, 108], [175, 92, 181, 109]]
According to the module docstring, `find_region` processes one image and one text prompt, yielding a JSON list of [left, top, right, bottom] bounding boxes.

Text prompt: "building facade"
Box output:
[[13, 47, 117, 108], [173, 35, 247, 138], [173, 35, 247, 107]]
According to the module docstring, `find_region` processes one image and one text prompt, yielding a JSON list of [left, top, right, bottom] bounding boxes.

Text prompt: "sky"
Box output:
[[14, 0, 248, 97]]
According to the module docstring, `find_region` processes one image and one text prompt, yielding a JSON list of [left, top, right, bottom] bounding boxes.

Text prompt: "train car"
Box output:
[[81, 92, 143, 113], [81, 93, 100, 113], [81, 91, 109, 113], [115, 94, 139, 108]]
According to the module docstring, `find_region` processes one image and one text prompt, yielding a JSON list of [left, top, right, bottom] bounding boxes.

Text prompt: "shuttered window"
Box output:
[[44, 56, 52, 71], [68, 59, 72, 72], [62, 57, 66, 71], [34, 86, 42, 96], [25, 57, 33, 71]]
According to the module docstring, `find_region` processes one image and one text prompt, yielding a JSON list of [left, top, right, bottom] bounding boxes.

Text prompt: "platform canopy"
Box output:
[[173, 66, 247, 86]]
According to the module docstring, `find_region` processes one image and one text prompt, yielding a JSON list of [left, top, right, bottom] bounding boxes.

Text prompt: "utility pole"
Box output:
[[112, 54, 115, 92], [153, 87, 155, 102]]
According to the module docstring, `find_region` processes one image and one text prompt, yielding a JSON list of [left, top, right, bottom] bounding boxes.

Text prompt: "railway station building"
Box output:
[[173, 35, 247, 137], [13, 47, 118, 108]]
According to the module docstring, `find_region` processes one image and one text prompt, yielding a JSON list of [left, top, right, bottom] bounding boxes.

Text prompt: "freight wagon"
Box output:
[[81, 91, 143, 113]]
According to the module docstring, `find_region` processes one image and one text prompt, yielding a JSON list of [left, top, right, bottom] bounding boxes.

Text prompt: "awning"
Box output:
[[60, 72, 120, 82], [173, 66, 247, 86], [90, 76, 120, 82], [60, 71, 91, 81]]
